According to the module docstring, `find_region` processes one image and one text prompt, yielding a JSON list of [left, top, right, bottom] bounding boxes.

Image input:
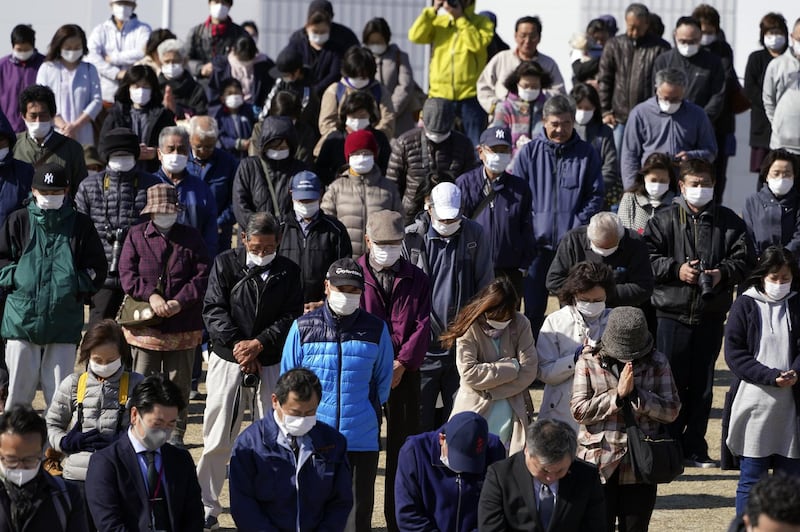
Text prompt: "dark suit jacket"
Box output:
[[478, 452, 605, 532], [85, 433, 203, 532]]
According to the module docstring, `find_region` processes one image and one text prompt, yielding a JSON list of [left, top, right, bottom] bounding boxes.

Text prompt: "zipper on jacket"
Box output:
[[455, 474, 462, 530], [689, 216, 699, 323], [336, 323, 343, 431], [551, 151, 560, 246]]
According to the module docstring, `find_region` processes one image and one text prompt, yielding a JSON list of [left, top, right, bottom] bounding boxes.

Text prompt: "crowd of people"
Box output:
[[0, 0, 798, 530]]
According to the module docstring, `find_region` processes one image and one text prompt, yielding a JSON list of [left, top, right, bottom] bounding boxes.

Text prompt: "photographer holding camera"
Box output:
[[198, 212, 303, 531], [75, 127, 160, 327], [644, 158, 752, 468]]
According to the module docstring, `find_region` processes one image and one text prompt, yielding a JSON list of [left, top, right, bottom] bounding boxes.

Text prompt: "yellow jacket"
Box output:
[[408, 6, 494, 101]]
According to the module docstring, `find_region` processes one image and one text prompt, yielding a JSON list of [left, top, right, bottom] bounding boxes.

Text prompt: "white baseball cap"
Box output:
[[431, 182, 461, 220]]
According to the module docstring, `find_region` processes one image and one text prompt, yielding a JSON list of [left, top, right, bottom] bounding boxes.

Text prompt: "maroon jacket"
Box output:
[[119, 221, 211, 333], [357, 255, 431, 371]]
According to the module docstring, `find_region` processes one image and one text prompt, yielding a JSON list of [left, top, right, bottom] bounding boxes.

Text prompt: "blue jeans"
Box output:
[[736, 455, 800, 516], [453, 97, 487, 147], [612, 122, 626, 160], [523, 249, 556, 339]]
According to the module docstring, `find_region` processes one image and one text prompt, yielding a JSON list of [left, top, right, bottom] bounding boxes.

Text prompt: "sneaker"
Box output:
[[683, 454, 719, 469], [203, 515, 219, 531]]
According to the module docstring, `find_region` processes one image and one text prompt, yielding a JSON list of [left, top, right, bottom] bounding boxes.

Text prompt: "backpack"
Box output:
[[76, 371, 131, 433]]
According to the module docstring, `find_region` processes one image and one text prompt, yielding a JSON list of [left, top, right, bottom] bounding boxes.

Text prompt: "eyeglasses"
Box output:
[[0, 455, 42, 469]]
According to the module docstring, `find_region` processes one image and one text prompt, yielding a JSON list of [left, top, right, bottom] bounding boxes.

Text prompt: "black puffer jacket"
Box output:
[[74, 169, 162, 288], [598, 33, 671, 123], [386, 127, 478, 221], [203, 249, 303, 366], [278, 213, 352, 303], [99, 104, 176, 173], [232, 116, 308, 227], [643, 197, 752, 324]]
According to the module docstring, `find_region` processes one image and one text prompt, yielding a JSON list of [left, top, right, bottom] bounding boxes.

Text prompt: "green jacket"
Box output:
[[12, 131, 87, 196], [0, 200, 107, 344]]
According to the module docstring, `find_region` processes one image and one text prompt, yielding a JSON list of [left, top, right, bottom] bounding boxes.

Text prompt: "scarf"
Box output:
[[204, 16, 231, 38]]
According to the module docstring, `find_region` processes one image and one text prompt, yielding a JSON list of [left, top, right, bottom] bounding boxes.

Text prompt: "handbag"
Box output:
[[620, 397, 684, 484], [116, 243, 173, 328]]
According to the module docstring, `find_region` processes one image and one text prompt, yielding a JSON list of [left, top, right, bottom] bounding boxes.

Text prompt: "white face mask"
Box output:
[[658, 98, 681, 114], [266, 148, 290, 161], [677, 43, 700, 57], [590, 243, 618, 257], [575, 300, 605, 319], [764, 280, 792, 301], [209, 2, 230, 19], [112, 3, 133, 22], [484, 151, 511, 174], [153, 212, 178, 230], [0, 462, 40, 487], [517, 86, 540, 102], [130, 87, 152, 106], [486, 317, 511, 330], [347, 77, 370, 90], [768, 177, 794, 197], [425, 131, 451, 144], [368, 44, 387, 56], [328, 290, 361, 316], [308, 32, 330, 46], [0, 148, 8, 161], [764, 34, 786, 51], [12, 49, 35, 62], [575, 109, 594, 125], [161, 153, 188, 174], [346, 117, 370, 131], [349, 154, 375, 174], [90, 358, 122, 378], [370, 243, 402, 268], [161, 63, 184, 80], [293, 200, 320, 219], [34, 192, 65, 210], [225, 94, 244, 110], [645, 181, 669, 199], [433, 218, 461, 237], [683, 186, 714, 208], [26, 120, 52, 139], [700, 34, 716, 46], [247, 252, 276, 267], [282, 413, 317, 436], [108, 155, 136, 173], [61, 49, 83, 63]]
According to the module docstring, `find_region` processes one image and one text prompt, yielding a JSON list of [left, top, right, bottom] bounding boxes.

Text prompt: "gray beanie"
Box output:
[[422, 98, 456, 134], [600, 307, 654, 362]]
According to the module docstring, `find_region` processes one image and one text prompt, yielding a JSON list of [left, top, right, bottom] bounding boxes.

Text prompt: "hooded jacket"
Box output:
[[408, 6, 494, 101], [232, 116, 308, 227], [0, 113, 33, 225], [743, 186, 800, 258]]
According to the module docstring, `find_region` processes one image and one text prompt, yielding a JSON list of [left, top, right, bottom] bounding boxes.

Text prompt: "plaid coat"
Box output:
[[570, 350, 680, 484]]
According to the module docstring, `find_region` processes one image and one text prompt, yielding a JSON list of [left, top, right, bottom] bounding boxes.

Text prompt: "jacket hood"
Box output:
[[743, 285, 797, 304], [0, 110, 17, 150], [259, 116, 299, 153], [538, 128, 580, 150]]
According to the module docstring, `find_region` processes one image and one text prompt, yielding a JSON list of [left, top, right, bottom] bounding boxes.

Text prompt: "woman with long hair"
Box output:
[[444, 277, 538, 453], [724, 245, 800, 516]]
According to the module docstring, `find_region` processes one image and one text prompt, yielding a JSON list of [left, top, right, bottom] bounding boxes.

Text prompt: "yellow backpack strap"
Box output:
[[76, 372, 89, 405], [118, 372, 129, 406]]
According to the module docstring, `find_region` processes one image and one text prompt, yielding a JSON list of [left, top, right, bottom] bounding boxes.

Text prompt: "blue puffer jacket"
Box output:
[[456, 166, 536, 270], [281, 303, 394, 452], [512, 130, 604, 250]]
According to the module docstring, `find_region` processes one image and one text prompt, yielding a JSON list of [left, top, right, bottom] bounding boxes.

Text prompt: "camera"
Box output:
[[693, 260, 714, 300], [107, 227, 127, 276], [241, 372, 260, 388]]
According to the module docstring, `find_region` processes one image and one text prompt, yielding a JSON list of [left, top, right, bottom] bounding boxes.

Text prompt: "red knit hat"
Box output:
[[344, 129, 379, 160]]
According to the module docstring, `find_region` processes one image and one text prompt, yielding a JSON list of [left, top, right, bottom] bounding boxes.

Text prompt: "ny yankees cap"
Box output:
[[479, 126, 513, 148], [32, 162, 70, 191]]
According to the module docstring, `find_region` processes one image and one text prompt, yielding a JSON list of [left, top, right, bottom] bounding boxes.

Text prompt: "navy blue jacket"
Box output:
[[456, 165, 535, 270], [187, 147, 239, 231], [743, 186, 800, 259], [512, 130, 604, 250], [229, 409, 353, 532], [395, 428, 506, 532], [212, 105, 256, 161], [0, 111, 32, 226]]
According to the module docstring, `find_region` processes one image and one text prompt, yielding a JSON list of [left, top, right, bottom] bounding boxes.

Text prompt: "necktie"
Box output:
[[144, 451, 170, 531], [539, 483, 555, 530], [289, 435, 299, 458]]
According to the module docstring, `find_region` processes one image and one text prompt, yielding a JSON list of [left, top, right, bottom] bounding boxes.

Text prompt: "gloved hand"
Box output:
[[60, 426, 106, 453]]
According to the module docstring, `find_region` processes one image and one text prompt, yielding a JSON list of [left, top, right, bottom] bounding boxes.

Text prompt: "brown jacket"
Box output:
[[451, 312, 538, 454]]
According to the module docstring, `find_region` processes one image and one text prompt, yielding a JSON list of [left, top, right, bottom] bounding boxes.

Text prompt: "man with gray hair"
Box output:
[[546, 211, 653, 307], [620, 68, 717, 189], [157, 38, 208, 118], [154, 125, 219, 256], [512, 94, 604, 335], [199, 211, 303, 530], [478, 419, 605, 531], [187, 115, 239, 251]]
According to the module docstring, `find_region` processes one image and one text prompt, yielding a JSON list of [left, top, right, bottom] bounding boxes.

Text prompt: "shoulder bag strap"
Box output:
[[258, 158, 281, 216], [470, 189, 496, 220]]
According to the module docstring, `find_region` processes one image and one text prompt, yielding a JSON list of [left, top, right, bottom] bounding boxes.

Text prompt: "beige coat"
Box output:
[[450, 312, 538, 454], [317, 79, 396, 140]]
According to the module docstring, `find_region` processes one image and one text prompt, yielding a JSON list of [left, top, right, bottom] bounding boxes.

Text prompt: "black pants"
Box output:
[[64, 478, 96, 532], [603, 468, 657, 532], [657, 315, 725, 457], [346, 451, 379, 532], [89, 286, 125, 328], [383, 370, 421, 532], [419, 355, 459, 432], [495, 268, 524, 309]]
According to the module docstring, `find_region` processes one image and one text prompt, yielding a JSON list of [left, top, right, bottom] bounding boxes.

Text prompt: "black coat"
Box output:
[[99, 103, 176, 173], [203, 250, 303, 366], [0, 472, 87, 532], [478, 453, 606, 532], [546, 226, 654, 307], [653, 49, 726, 123], [279, 213, 352, 303], [315, 128, 391, 186], [207, 55, 275, 110], [285, 38, 346, 97], [643, 198, 752, 324], [744, 48, 777, 148], [158, 71, 209, 117]]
